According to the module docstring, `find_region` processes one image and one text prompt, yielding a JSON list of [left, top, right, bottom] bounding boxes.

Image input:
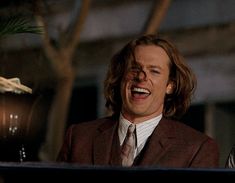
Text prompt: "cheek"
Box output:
[[152, 79, 169, 93], [120, 80, 128, 96], [125, 71, 138, 80], [125, 72, 135, 81]]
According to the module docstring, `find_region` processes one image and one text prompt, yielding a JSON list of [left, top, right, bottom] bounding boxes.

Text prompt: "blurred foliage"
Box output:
[[0, 16, 43, 38]]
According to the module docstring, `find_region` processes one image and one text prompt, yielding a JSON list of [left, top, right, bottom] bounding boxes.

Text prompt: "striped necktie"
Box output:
[[121, 124, 136, 166]]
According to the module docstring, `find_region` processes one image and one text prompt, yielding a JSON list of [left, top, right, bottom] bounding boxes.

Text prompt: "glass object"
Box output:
[[0, 77, 33, 162]]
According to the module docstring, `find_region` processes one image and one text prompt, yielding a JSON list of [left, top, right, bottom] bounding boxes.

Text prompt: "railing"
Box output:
[[0, 162, 234, 182]]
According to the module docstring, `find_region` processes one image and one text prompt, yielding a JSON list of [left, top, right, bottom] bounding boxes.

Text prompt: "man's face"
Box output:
[[121, 45, 173, 123]]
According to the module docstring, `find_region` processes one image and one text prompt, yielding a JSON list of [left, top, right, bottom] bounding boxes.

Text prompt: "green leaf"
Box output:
[[0, 16, 43, 38]]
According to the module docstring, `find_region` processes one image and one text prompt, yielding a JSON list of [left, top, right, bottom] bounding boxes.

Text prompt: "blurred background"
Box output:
[[0, 0, 234, 167]]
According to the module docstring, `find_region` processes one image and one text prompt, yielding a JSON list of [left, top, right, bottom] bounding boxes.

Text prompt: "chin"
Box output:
[[131, 109, 147, 116]]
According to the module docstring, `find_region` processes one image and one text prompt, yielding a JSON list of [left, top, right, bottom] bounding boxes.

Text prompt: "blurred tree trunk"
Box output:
[[144, 0, 171, 34], [34, 0, 91, 161]]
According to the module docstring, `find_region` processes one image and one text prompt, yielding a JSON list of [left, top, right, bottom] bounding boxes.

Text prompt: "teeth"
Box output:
[[132, 87, 150, 94]]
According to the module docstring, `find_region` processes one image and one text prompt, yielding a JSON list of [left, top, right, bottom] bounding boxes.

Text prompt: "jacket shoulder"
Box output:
[[67, 116, 117, 134], [162, 118, 215, 144]]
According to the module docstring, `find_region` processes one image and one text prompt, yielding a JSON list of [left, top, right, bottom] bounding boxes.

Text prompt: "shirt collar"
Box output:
[[118, 113, 162, 147]]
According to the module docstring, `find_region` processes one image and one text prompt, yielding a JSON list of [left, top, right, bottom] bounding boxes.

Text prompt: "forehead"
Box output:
[[133, 45, 170, 67]]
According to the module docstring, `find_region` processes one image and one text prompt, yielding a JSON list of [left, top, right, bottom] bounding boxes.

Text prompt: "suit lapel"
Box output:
[[93, 118, 119, 165], [92, 117, 177, 166], [138, 118, 175, 166]]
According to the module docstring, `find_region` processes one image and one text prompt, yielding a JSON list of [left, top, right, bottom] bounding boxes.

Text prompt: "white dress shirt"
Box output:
[[118, 113, 162, 158]]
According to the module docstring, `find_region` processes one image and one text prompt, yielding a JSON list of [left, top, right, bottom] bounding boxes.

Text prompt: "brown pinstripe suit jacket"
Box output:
[[57, 116, 219, 168]]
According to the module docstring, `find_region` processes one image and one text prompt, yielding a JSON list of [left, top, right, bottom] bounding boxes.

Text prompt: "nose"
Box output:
[[134, 69, 147, 82]]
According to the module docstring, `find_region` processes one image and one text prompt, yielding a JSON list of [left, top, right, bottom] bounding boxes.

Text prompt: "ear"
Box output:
[[166, 81, 174, 94]]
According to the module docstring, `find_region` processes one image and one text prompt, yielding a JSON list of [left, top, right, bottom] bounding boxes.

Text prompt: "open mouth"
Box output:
[[131, 86, 151, 98]]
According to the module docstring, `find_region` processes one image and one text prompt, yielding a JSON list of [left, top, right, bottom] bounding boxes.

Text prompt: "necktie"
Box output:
[[121, 124, 136, 166]]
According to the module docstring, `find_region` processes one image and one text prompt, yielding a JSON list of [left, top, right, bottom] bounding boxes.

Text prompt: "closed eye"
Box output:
[[151, 69, 160, 74]]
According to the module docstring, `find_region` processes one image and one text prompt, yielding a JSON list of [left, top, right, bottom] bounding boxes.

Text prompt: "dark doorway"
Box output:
[[67, 85, 98, 127], [181, 104, 205, 132]]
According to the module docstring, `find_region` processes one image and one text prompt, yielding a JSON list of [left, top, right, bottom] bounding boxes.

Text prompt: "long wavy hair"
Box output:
[[104, 34, 196, 119]]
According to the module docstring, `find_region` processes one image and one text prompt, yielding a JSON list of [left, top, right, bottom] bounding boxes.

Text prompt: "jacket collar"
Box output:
[[138, 117, 176, 166]]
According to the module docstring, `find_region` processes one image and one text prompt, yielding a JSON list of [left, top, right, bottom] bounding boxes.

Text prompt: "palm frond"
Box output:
[[0, 16, 43, 37]]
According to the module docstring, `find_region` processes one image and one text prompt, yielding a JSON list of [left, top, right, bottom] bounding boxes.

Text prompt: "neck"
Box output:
[[121, 112, 162, 124]]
